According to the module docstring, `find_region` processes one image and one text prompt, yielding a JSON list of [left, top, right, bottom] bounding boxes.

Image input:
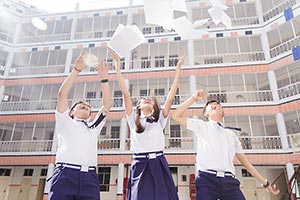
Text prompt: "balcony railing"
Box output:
[[263, 0, 296, 22], [8, 65, 65, 76], [74, 29, 118, 40], [1, 135, 298, 153], [231, 16, 259, 26], [278, 82, 300, 99], [17, 33, 71, 43], [0, 91, 274, 113], [194, 51, 265, 65], [130, 56, 187, 69], [0, 31, 13, 43], [0, 140, 52, 152], [270, 35, 300, 58], [239, 136, 282, 150], [207, 90, 273, 103], [287, 132, 300, 152]]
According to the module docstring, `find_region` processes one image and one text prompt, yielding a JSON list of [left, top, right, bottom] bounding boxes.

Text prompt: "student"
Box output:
[[112, 51, 185, 200], [48, 52, 111, 200], [172, 89, 280, 200]]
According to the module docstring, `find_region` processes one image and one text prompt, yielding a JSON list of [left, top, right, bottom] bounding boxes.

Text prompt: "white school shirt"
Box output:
[[55, 110, 105, 166], [126, 110, 168, 153], [187, 118, 243, 175]]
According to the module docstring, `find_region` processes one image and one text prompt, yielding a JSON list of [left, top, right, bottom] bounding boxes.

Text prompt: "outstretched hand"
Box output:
[[192, 89, 208, 101], [97, 60, 109, 80], [266, 184, 280, 195], [176, 53, 186, 68], [110, 51, 121, 71], [74, 51, 88, 71]]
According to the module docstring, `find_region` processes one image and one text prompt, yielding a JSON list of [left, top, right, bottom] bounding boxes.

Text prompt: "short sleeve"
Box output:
[[126, 112, 136, 130], [186, 118, 204, 134], [158, 110, 168, 129], [234, 134, 243, 153], [55, 109, 71, 129]]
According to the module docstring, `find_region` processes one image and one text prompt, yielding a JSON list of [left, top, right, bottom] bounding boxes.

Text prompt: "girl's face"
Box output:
[[139, 97, 155, 114]]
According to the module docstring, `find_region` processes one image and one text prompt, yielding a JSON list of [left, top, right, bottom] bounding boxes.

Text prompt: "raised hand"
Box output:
[[109, 51, 121, 71], [192, 89, 208, 101], [97, 60, 109, 80], [176, 53, 186, 68], [74, 51, 88, 71], [266, 184, 280, 195]]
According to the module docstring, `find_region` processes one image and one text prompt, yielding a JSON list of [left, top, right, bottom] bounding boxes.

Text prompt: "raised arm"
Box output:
[[111, 51, 133, 115], [96, 60, 111, 116], [172, 89, 207, 127], [57, 52, 87, 113], [235, 153, 280, 195], [162, 54, 186, 117]]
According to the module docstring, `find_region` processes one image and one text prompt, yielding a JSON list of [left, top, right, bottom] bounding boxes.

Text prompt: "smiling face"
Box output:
[[69, 101, 91, 120], [137, 97, 155, 115], [203, 100, 224, 122]]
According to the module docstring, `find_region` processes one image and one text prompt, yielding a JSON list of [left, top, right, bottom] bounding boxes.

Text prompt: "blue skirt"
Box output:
[[126, 151, 179, 200]]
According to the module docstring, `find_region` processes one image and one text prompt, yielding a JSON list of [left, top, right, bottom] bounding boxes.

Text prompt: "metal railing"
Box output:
[[0, 134, 299, 153], [231, 16, 259, 26], [0, 140, 52, 152], [270, 35, 300, 58], [239, 136, 282, 150], [263, 0, 296, 22], [194, 51, 265, 65], [8, 65, 65, 76], [17, 33, 71, 43], [278, 82, 300, 99], [287, 132, 300, 151], [130, 56, 188, 69]]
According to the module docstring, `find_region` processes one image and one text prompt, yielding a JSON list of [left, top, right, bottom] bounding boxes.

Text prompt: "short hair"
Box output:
[[202, 100, 221, 117], [69, 101, 91, 118]]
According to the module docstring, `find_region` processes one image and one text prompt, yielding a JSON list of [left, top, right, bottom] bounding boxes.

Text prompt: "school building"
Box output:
[[0, 0, 299, 199]]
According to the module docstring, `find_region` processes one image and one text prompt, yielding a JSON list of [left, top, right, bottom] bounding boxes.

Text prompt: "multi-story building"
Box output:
[[0, 0, 299, 199]]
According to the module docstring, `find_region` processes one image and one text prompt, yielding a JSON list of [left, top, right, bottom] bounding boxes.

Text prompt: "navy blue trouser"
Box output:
[[196, 171, 246, 200], [48, 166, 100, 200]]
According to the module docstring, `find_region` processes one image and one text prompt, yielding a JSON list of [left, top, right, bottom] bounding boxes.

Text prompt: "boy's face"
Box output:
[[204, 102, 224, 119], [71, 102, 91, 119]]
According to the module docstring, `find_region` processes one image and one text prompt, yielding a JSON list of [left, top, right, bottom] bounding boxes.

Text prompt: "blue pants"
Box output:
[[126, 152, 179, 200], [196, 171, 246, 200], [48, 166, 100, 200]]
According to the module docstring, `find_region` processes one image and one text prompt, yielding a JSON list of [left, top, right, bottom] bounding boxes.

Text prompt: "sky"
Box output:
[[21, 0, 144, 13]]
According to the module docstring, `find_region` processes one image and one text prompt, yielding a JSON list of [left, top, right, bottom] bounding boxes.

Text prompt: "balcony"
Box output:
[[194, 51, 265, 65], [263, 0, 296, 22], [16, 33, 71, 44], [270, 35, 300, 58], [1, 134, 299, 154], [8, 64, 65, 77], [278, 82, 300, 99]]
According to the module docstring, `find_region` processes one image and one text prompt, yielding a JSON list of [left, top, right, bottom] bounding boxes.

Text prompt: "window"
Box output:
[[54, 46, 61, 50], [141, 57, 151, 68], [98, 167, 111, 191], [140, 89, 149, 97], [155, 56, 164, 67], [170, 125, 181, 147], [154, 89, 165, 96], [241, 169, 252, 177], [40, 169, 48, 176], [23, 169, 34, 176], [89, 43, 95, 48], [148, 39, 154, 43], [155, 26, 164, 33], [86, 92, 96, 99], [100, 126, 107, 136], [113, 91, 122, 107], [169, 55, 178, 67], [174, 37, 181, 41], [0, 168, 11, 176], [111, 126, 120, 148], [143, 27, 151, 34], [216, 33, 223, 37]]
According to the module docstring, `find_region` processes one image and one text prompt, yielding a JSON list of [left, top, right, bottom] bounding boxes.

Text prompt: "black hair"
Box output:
[[69, 101, 91, 118], [135, 97, 160, 133]]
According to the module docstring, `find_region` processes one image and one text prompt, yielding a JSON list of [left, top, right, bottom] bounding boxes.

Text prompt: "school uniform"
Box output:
[[48, 110, 105, 200], [126, 111, 179, 200], [187, 118, 246, 200]]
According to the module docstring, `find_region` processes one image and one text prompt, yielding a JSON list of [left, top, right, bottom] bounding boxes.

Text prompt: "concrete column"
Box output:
[[260, 32, 271, 61], [3, 51, 14, 77], [119, 118, 127, 151], [268, 70, 279, 102], [189, 75, 197, 96], [275, 113, 289, 151], [286, 163, 299, 197], [255, 0, 264, 24], [187, 40, 194, 67], [0, 85, 5, 102], [43, 163, 55, 198], [116, 163, 125, 197], [64, 48, 73, 74]]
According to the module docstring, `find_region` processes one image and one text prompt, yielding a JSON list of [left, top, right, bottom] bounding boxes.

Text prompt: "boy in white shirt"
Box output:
[[48, 52, 111, 200], [173, 89, 279, 200]]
